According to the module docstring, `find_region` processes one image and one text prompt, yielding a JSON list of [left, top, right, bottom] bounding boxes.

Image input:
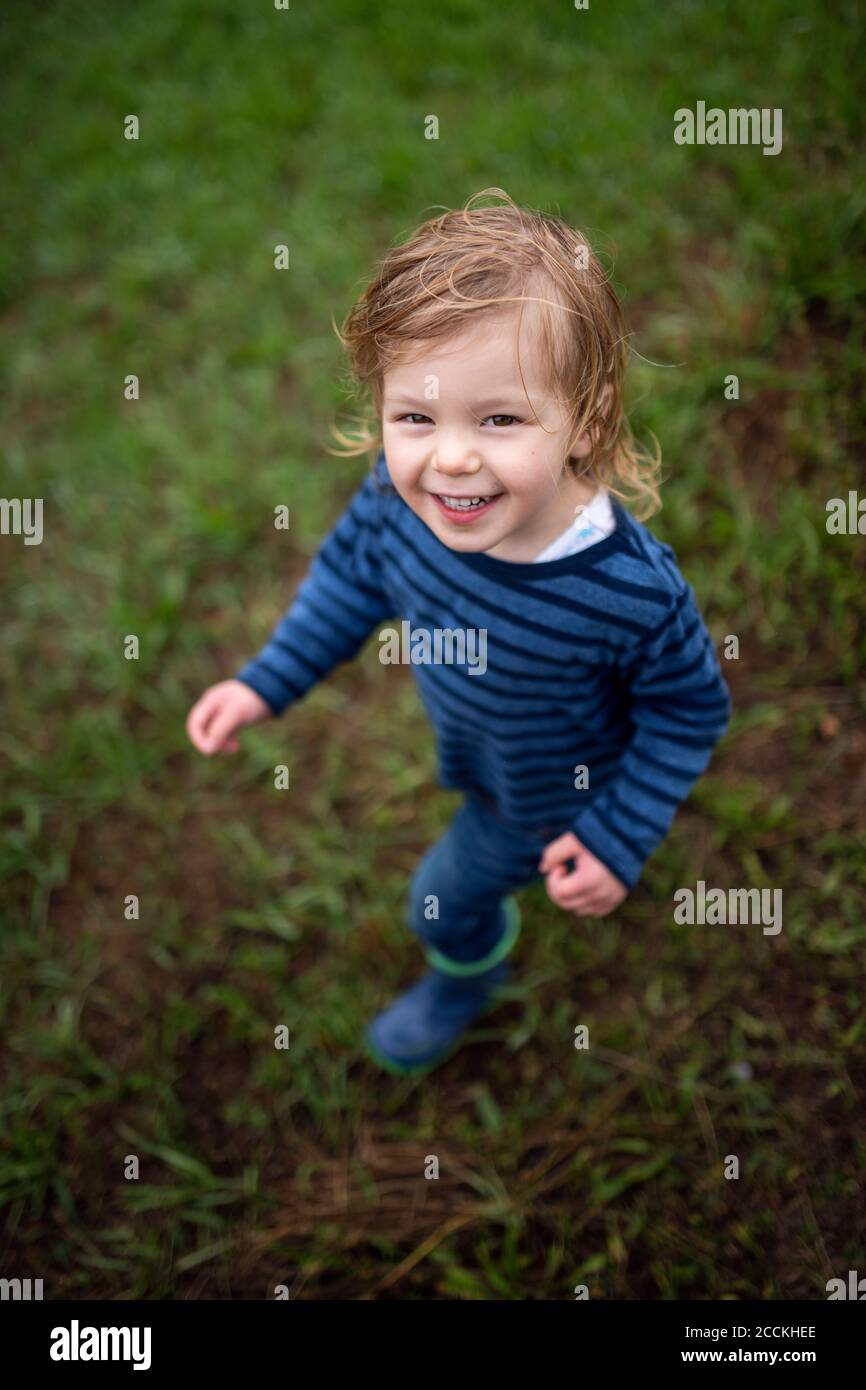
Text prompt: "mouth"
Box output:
[[431, 493, 505, 524]]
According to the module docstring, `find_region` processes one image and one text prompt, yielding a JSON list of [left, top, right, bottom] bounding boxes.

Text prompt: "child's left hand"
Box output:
[[538, 832, 628, 917]]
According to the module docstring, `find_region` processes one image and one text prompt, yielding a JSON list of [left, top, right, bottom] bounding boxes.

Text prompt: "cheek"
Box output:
[[383, 432, 418, 465], [506, 465, 560, 499], [385, 458, 425, 502]]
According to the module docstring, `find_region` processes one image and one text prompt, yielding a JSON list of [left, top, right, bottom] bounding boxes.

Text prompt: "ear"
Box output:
[[569, 430, 593, 460], [568, 383, 614, 458]]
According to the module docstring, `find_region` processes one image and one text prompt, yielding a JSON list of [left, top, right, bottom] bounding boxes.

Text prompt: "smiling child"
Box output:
[[186, 188, 732, 1077]]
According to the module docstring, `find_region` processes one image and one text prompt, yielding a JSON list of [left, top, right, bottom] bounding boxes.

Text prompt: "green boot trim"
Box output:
[[423, 896, 521, 977], [363, 1033, 451, 1078]]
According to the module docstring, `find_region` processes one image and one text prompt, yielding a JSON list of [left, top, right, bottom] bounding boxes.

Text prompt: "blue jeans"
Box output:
[[407, 790, 559, 967]]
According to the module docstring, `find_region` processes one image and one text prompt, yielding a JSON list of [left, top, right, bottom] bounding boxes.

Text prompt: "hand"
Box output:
[[186, 679, 272, 755], [538, 832, 628, 917]]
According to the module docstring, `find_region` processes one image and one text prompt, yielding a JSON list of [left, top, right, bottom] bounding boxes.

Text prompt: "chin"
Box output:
[[438, 531, 490, 551]]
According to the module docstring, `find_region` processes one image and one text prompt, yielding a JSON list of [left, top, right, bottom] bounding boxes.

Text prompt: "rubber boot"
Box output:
[[363, 898, 521, 1077]]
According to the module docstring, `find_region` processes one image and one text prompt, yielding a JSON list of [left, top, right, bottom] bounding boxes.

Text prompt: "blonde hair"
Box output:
[[328, 187, 662, 520]]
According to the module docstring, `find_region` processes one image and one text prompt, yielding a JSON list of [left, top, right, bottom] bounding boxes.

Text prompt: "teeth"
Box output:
[[441, 495, 491, 509]]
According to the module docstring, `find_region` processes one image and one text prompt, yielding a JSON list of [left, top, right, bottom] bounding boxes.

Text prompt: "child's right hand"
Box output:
[[186, 679, 272, 755]]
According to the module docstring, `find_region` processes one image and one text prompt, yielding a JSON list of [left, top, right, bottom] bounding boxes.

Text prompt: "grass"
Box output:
[[1, 0, 865, 1299]]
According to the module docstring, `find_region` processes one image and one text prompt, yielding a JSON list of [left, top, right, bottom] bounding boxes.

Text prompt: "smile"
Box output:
[[432, 493, 504, 523]]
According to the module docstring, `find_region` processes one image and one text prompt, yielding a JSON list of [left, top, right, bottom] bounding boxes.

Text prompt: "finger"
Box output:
[[538, 833, 578, 872], [546, 868, 605, 912], [186, 706, 211, 750], [544, 875, 585, 910], [549, 885, 596, 913], [546, 878, 594, 916], [551, 885, 602, 915], [187, 694, 220, 751], [202, 707, 239, 754], [569, 903, 600, 918], [539, 834, 572, 867], [546, 863, 589, 896]]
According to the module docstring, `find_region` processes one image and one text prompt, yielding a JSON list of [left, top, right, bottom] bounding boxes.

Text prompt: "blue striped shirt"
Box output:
[[236, 451, 732, 891]]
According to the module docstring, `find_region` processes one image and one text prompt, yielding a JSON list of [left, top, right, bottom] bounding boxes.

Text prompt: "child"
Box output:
[[186, 189, 732, 1078]]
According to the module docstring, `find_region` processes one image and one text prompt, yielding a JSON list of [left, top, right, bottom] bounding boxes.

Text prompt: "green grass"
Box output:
[[1, 0, 865, 1299]]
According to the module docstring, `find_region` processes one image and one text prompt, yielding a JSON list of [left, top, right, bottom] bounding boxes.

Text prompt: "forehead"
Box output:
[[384, 306, 550, 394]]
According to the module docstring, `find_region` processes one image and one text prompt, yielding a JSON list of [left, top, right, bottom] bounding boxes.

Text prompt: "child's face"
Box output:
[[381, 309, 596, 561]]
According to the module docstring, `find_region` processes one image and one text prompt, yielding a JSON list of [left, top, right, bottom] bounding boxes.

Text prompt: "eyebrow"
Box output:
[[384, 393, 533, 409]]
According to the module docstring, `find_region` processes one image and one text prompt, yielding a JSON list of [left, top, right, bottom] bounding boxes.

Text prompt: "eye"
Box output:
[[394, 412, 522, 426]]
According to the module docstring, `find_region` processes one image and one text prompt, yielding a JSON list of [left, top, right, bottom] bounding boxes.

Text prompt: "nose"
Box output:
[[431, 432, 482, 476]]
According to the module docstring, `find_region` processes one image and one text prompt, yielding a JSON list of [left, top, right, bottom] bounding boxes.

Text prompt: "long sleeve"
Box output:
[[235, 469, 395, 715], [570, 582, 732, 891]]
